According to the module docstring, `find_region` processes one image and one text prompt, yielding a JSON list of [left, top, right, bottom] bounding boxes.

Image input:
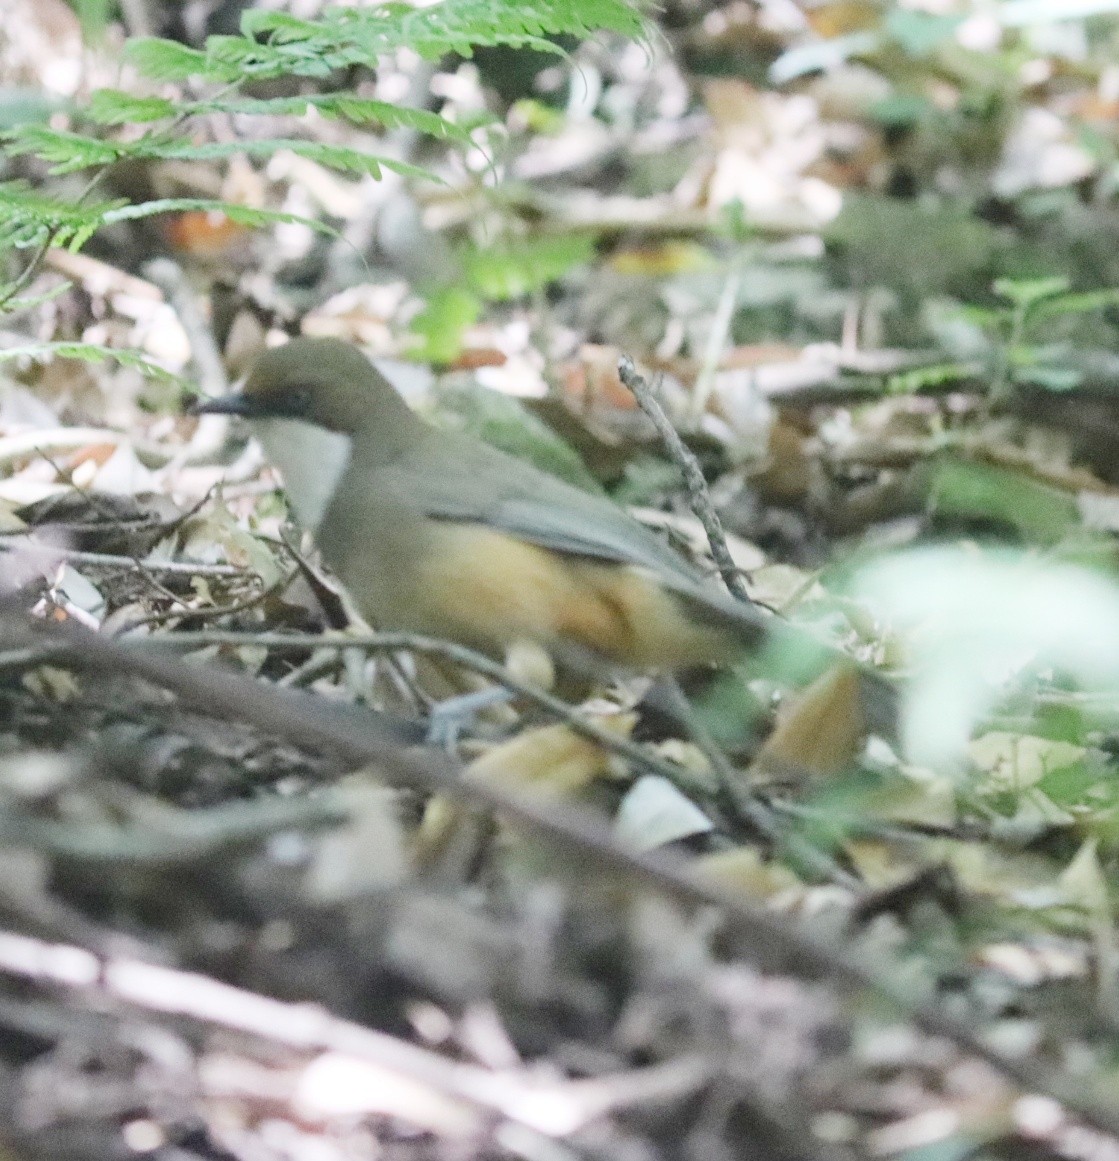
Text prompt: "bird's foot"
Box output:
[[425, 686, 516, 750]]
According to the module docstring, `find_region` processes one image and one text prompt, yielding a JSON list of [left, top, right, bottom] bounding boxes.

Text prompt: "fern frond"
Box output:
[[4, 0, 646, 276], [87, 89, 178, 125], [102, 198, 340, 240], [4, 126, 125, 174], [0, 280, 72, 313], [0, 342, 181, 382], [1030, 287, 1119, 324], [121, 137, 437, 182], [125, 0, 646, 84], [0, 182, 126, 250], [123, 39, 220, 82], [194, 95, 480, 146]]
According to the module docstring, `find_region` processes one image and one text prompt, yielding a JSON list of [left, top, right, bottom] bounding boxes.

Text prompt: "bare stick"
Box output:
[[134, 626, 847, 884], [139, 631, 750, 795], [617, 356, 752, 604], [0, 542, 246, 577]]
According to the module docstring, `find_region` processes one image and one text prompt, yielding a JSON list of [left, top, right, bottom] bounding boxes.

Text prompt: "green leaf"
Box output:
[[87, 89, 177, 125], [868, 93, 932, 129], [1030, 286, 1119, 323], [70, 0, 112, 42], [0, 280, 72, 314], [1011, 364, 1081, 391], [194, 94, 478, 147], [462, 235, 595, 300], [409, 286, 481, 364], [240, 0, 645, 69], [3, 125, 123, 173], [124, 38, 216, 81], [887, 361, 979, 395], [928, 456, 1079, 546], [127, 3, 647, 87], [115, 135, 439, 184], [0, 181, 125, 251], [993, 275, 1071, 309], [1037, 757, 1115, 810]]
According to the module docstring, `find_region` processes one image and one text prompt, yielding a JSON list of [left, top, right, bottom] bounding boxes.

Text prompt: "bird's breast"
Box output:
[[250, 418, 353, 532]]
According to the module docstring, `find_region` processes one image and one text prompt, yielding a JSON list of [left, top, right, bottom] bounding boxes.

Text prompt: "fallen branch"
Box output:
[[137, 626, 845, 881]]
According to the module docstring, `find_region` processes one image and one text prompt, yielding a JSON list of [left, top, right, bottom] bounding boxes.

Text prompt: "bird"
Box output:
[[193, 337, 786, 680]]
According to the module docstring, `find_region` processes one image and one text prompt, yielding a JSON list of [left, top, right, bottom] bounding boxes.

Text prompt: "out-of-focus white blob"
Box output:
[[853, 548, 1119, 770]]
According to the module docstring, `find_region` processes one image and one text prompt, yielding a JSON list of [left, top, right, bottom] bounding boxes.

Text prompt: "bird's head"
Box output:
[[193, 337, 417, 438], [192, 337, 423, 530]]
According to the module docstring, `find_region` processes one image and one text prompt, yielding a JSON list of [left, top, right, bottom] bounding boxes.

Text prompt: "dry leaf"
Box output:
[[415, 715, 636, 870], [754, 664, 864, 778]]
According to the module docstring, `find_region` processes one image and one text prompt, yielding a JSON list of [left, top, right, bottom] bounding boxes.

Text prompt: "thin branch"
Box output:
[[617, 355, 752, 605], [139, 626, 852, 885], [20, 546, 246, 577], [0, 228, 60, 313], [659, 677, 860, 887], [0, 169, 112, 315], [115, 630, 1019, 885], [118, 566, 296, 633]]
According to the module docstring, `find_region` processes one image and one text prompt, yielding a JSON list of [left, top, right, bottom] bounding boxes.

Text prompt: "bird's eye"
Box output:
[[283, 387, 311, 416]]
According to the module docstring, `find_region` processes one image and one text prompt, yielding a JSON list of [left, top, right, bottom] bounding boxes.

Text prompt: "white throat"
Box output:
[[250, 418, 352, 532]]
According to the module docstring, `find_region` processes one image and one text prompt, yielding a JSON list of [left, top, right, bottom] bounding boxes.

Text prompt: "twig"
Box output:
[[143, 632, 773, 819], [10, 611, 1119, 1136], [9, 611, 1119, 1134], [617, 356, 752, 605], [0, 229, 60, 314], [119, 566, 296, 633], [0, 541, 251, 621], [277, 649, 343, 688], [0, 540, 250, 578], [143, 629, 741, 769], [659, 677, 859, 888], [0, 168, 113, 316], [142, 627, 851, 884]]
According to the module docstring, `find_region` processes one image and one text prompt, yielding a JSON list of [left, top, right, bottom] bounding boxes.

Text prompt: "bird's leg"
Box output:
[[424, 639, 555, 749], [425, 685, 516, 749]]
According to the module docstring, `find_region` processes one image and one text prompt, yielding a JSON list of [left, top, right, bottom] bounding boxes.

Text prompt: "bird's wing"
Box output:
[[391, 432, 706, 578], [380, 433, 770, 640]]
